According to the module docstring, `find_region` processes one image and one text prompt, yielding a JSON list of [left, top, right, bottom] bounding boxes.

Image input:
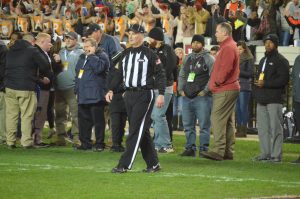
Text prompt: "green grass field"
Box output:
[[0, 133, 300, 199]]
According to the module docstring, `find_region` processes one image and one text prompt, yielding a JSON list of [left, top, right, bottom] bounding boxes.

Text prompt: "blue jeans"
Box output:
[[151, 92, 173, 149], [280, 30, 291, 46], [173, 96, 183, 116], [236, 91, 251, 126], [182, 95, 212, 151]]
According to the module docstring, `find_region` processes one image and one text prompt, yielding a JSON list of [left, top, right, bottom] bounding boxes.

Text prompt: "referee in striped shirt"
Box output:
[[106, 24, 166, 173]]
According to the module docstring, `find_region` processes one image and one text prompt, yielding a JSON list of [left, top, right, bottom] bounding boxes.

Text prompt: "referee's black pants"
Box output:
[[117, 90, 159, 169], [78, 102, 105, 148]]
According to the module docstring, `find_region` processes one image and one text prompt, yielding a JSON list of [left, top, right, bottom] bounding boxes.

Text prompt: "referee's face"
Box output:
[[128, 31, 143, 48]]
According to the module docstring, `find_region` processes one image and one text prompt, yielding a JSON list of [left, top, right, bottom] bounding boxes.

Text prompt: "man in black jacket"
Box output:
[[0, 40, 7, 144], [253, 34, 289, 162], [32, 33, 53, 147], [148, 27, 177, 153], [5, 33, 51, 149]]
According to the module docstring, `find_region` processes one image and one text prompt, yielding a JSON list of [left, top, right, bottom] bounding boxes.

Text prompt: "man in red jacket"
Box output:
[[201, 22, 240, 161]]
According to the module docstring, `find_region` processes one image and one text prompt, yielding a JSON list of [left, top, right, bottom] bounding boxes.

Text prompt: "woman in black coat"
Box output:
[[235, 41, 254, 137]]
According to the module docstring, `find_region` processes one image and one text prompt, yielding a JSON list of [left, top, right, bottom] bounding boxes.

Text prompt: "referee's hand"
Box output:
[[105, 91, 114, 103], [155, 95, 164, 108]]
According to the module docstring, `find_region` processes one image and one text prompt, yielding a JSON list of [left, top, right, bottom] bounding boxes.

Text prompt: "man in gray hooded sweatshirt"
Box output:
[[178, 35, 214, 157], [53, 32, 84, 146]]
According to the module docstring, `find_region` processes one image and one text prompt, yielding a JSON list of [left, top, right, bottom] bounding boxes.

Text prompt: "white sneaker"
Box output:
[[158, 147, 175, 153]]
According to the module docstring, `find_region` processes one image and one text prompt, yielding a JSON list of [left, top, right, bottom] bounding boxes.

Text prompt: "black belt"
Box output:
[[126, 87, 150, 91]]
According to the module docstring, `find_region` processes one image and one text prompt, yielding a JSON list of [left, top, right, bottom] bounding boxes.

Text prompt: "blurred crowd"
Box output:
[[1, 0, 300, 46]]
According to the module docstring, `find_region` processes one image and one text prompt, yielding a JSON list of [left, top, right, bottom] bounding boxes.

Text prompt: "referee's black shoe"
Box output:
[[111, 167, 127, 173], [142, 164, 161, 173]]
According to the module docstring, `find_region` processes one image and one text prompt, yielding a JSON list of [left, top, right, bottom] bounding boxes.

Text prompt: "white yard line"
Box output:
[[160, 172, 300, 186], [0, 163, 299, 187]]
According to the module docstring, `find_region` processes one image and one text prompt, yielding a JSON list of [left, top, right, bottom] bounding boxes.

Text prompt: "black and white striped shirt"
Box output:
[[109, 45, 166, 95]]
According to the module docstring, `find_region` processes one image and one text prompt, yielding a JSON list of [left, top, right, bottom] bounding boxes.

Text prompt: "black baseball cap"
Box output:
[[128, 24, 145, 34], [85, 23, 101, 36], [263, 34, 279, 47]]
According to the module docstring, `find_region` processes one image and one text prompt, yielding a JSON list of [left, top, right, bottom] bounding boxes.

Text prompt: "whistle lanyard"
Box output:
[[261, 58, 267, 73], [258, 58, 267, 81], [64, 50, 73, 61], [82, 56, 88, 69], [78, 56, 88, 79]]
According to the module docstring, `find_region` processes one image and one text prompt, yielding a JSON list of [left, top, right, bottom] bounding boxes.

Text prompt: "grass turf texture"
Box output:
[[0, 133, 300, 199]]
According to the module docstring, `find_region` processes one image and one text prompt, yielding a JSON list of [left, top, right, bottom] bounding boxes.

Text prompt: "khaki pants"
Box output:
[[0, 92, 6, 142], [210, 90, 239, 157], [55, 88, 78, 140], [5, 88, 37, 147]]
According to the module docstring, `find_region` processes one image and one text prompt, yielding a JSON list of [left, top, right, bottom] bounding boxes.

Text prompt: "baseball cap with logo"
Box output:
[[65, 31, 78, 40], [263, 34, 279, 47], [128, 24, 145, 34], [85, 23, 102, 36]]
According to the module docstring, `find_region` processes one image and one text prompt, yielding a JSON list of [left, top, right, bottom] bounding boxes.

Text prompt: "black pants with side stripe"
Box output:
[[117, 90, 159, 169]]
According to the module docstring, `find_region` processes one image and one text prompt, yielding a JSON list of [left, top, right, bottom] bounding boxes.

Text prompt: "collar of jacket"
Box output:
[[35, 44, 46, 54], [100, 33, 108, 45], [265, 49, 278, 58], [66, 43, 81, 51], [150, 43, 164, 53], [220, 36, 234, 48]]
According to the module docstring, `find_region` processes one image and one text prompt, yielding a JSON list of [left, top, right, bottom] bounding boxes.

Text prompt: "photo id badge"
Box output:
[[259, 72, 264, 81], [63, 62, 69, 71], [78, 69, 84, 79], [187, 72, 196, 82]]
